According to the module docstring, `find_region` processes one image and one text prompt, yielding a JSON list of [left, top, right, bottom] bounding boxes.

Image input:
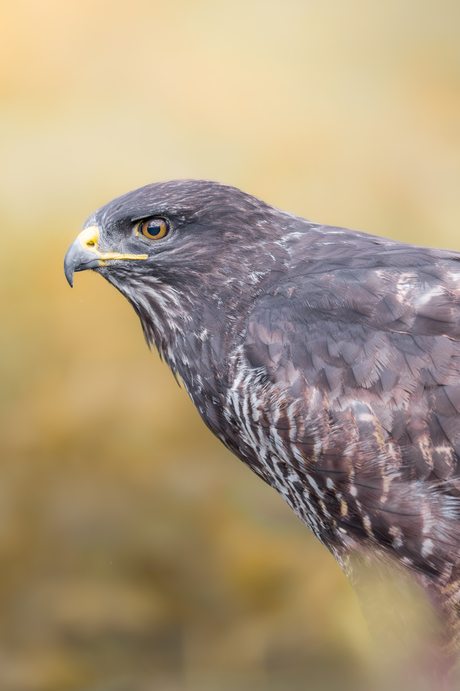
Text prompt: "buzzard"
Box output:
[[65, 180, 460, 683]]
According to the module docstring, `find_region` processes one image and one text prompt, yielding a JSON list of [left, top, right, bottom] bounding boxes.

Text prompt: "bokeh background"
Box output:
[[1, 1, 460, 689]]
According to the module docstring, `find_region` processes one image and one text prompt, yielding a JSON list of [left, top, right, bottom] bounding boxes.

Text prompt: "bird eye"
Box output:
[[138, 218, 169, 240]]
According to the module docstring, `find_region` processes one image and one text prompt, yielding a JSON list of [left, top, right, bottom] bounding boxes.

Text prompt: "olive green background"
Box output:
[[1, 1, 460, 689]]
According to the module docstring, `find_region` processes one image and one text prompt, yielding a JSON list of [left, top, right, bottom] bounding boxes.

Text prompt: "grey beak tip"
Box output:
[[64, 238, 100, 287], [64, 251, 76, 287]]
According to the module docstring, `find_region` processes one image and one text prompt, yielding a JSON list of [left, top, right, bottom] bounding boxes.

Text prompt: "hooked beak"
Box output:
[[64, 226, 148, 287]]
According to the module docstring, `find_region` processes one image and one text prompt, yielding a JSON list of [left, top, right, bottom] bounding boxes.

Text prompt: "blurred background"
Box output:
[[1, 0, 460, 689]]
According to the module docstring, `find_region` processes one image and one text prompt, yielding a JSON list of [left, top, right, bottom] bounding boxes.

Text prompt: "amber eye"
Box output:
[[138, 218, 169, 240]]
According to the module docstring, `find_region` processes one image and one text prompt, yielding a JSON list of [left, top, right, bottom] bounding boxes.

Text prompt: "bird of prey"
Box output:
[[65, 180, 460, 683]]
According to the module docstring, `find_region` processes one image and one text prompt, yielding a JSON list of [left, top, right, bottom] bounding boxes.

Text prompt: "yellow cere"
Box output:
[[77, 226, 148, 264]]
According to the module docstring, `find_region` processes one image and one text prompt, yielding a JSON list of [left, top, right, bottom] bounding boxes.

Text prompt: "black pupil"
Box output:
[[147, 222, 162, 236]]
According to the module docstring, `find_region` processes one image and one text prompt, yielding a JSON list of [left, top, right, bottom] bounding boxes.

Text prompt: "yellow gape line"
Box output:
[[77, 226, 148, 265]]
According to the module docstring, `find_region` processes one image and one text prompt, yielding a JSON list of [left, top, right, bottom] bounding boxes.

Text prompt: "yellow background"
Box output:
[[1, 1, 460, 689]]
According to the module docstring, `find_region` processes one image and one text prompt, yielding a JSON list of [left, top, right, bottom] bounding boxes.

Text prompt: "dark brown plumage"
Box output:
[[65, 180, 460, 684]]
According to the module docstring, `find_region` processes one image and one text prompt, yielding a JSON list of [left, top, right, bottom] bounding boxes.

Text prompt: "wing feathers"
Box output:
[[242, 259, 460, 577]]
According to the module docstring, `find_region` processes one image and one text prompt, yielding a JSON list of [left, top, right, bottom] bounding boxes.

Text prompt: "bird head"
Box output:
[[64, 180, 290, 358]]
